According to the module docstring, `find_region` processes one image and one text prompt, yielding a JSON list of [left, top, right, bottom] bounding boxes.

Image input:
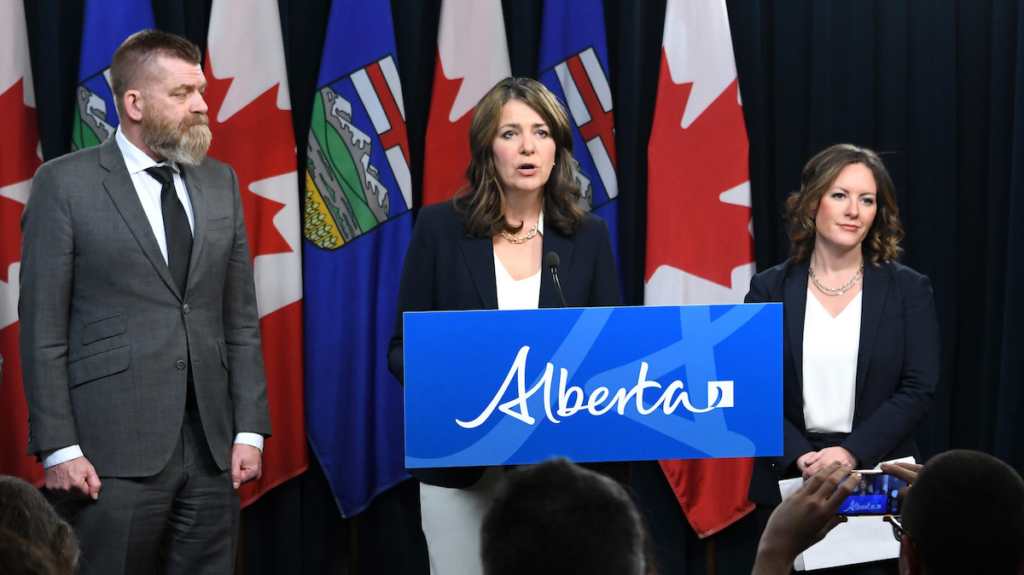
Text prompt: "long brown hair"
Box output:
[[456, 77, 588, 238], [786, 143, 904, 264]]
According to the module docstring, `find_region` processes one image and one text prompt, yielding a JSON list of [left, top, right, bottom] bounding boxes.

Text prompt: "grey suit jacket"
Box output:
[[19, 136, 271, 478]]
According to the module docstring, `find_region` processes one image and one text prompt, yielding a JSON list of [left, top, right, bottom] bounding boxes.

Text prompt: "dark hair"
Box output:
[[786, 144, 903, 264], [456, 77, 588, 238], [110, 30, 203, 118], [901, 450, 1024, 575], [0, 476, 79, 573], [0, 529, 64, 575], [481, 458, 646, 575]]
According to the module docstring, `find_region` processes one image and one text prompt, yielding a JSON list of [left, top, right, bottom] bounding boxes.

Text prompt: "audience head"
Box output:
[[0, 528, 64, 575], [459, 77, 588, 238], [481, 458, 646, 575], [786, 143, 903, 264], [0, 476, 79, 573], [900, 450, 1024, 575]]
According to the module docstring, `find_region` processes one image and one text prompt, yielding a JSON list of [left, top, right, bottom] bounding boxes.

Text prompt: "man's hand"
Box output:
[[231, 444, 262, 489], [803, 446, 858, 479], [752, 463, 861, 575], [45, 456, 101, 500]]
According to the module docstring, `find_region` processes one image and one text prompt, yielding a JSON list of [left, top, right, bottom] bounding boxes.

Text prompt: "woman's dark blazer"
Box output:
[[387, 201, 622, 488], [745, 259, 940, 506]]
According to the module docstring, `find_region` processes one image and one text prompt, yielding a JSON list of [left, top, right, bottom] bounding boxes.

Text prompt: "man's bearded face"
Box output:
[[141, 102, 212, 166]]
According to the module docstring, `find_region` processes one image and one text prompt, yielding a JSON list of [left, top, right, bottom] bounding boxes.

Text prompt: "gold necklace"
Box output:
[[809, 262, 864, 296], [500, 220, 540, 244]]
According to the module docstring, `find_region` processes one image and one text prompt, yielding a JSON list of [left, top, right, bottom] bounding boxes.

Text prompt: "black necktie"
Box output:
[[146, 165, 192, 296]]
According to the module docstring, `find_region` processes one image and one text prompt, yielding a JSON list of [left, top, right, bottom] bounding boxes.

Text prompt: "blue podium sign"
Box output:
[[404, 304, 782, 468]]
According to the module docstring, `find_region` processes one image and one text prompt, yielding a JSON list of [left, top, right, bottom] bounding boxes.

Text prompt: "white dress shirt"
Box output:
[[494, 213, 543, 311], [43, 128, 262, 469], [802, 290, 863, 434]]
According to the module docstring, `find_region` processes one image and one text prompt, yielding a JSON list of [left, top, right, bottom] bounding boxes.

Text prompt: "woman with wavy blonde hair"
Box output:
[[744, 144, 940, 575]]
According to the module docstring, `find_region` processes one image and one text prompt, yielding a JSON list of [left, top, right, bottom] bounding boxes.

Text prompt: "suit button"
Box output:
[[183, 304, 190, 314], [176, 360, 187, 370]]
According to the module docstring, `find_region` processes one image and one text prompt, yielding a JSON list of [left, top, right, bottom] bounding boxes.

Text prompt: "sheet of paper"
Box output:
[[781, 457, 915, 571]]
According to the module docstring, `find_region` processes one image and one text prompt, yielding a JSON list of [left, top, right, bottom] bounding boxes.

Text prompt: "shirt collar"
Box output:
[[115, 126, 179, 176], [538, 211, 545, 235]]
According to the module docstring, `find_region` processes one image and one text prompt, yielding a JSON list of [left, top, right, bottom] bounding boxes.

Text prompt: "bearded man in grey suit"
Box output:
[[19, 30, 271, 574]]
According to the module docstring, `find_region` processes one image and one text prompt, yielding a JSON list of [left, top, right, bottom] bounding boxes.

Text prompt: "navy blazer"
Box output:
[[388, 201, 621, 487], [745, 259, 939, 505]]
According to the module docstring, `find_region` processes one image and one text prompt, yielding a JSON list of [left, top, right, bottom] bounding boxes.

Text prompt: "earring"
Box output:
[[553, 160, 557, 166]]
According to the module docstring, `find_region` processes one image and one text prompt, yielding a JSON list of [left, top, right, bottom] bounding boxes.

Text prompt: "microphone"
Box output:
[[546, 252, 568, 308]]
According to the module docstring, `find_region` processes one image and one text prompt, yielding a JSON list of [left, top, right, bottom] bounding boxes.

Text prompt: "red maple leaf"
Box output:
[[0, 197, 22, 284], [422, 51, 473, 206], [0, 79, 41, 283], [646, 49, 754, 287], [201, 53, 307, 507], [237, 300, 307, 507], [203, 57, 296, 261], [0, 323, 44, 485]]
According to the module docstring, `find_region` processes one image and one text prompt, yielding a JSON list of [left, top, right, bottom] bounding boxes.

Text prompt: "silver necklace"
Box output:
[[500, 220, 540, 244], [809, 262, 864, 296]]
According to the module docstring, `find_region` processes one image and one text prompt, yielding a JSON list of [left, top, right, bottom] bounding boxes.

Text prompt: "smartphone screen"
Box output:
[[836, 470, 908, 516]]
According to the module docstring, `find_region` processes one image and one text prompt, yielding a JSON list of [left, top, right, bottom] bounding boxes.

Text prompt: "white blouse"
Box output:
[[493, 214, 544, 311], [802, 289, 863, 434]]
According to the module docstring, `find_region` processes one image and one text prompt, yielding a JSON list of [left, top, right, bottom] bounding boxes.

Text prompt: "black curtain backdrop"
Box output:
[[19, 1, 1024, 573]]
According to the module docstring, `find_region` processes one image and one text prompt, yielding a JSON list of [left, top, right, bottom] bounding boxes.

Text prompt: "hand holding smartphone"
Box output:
[[836, 470, 908, 516]]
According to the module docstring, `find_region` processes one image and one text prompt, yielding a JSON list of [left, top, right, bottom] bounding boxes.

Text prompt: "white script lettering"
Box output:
[[457, 346, 735, 428]]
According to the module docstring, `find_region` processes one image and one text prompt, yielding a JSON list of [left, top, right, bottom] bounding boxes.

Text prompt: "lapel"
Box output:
[[458, 233, 498, 310], [855, 262, 888, 406], [180, 166, 206, 296], [99, 137, 182, 300], [785, 261, 809, 391], [539, 226, 574, 309]]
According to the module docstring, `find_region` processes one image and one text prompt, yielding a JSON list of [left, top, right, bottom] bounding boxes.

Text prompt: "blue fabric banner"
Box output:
[[538, 0, 620, 270], [405, 304, 783, 467], [71, 0, 154, 150], [303, 0, 412, 517]]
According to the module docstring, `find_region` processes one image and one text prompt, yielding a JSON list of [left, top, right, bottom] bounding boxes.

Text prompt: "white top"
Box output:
[[42, 129, 261, 469], [493, 214, 544, 311], [802, 290, 862, 434]]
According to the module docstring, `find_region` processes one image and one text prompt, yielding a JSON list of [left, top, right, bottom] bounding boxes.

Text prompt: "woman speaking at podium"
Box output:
[[388, 77, 620, 575], [745, 144, 939, 574]]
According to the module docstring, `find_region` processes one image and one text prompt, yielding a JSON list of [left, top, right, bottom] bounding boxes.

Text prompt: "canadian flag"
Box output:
[[205, 0, 308, 506], [0, 0, 44, 485], [422, 0, 511, 206], [646, 0, 757, 537]]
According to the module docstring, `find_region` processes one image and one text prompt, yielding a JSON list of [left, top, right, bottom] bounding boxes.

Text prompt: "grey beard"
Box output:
[[144, 124, 212, 166]]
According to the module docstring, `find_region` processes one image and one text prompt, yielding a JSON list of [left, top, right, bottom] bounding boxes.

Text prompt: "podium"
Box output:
[[404, 304, 783, 468]]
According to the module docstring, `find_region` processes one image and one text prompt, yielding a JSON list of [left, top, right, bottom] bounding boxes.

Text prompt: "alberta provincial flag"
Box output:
[[206, 0, 308, 507], [646, 0, 757, 538], [422, 0, 510, 206], [71, 0, 154, 150], [303, 0, 412, 517], [538, 0, 619, 266], [0, 0, 43, 485]]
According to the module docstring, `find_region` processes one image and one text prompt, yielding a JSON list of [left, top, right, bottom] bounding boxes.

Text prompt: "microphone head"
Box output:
[[545, 252, 560, 270]]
